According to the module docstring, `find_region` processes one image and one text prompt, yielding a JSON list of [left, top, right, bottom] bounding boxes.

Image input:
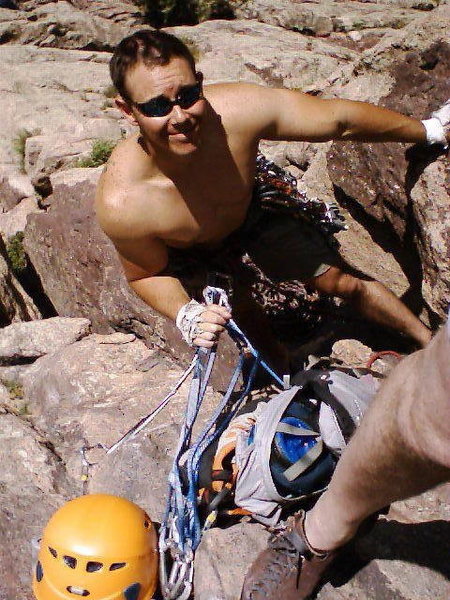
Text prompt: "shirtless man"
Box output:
[[96, 30, 448, 364]]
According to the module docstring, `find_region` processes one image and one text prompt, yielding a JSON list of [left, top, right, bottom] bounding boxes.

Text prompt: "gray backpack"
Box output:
[[233, 369, 379, 526]]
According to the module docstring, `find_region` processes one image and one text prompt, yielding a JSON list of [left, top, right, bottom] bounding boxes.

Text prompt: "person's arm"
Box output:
[[113, 235, 231, 349], [227, 83, 448, 145], [261, 87, 428, 143]]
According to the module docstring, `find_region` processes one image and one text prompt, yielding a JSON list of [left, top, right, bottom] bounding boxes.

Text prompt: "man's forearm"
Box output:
[[130, 274, 191, 321], [334, 99, 427, 144], [130, 274, 231, 348]]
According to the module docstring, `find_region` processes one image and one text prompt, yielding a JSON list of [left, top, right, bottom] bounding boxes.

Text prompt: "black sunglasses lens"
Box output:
[[137, 83, 201, 117], [139, 97, 172, 117], [178, 84, 202, 109]]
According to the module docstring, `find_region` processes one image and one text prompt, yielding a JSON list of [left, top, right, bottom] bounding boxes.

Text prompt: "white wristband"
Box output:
[[431, 98, 450, 128], [421, 117, 447, 146], [176, 299, 205, 346]]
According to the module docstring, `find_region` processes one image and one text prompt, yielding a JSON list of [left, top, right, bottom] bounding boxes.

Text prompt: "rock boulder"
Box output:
[[0, 316, 91, 363]]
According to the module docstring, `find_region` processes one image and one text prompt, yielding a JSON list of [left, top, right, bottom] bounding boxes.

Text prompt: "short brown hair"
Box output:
[[110, 30, 196, 102]]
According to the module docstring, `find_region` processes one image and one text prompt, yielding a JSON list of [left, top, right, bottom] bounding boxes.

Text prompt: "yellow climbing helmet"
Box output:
[[32, 494, 158, 600]]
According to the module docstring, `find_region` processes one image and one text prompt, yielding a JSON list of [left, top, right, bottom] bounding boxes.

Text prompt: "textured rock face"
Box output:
[[0, 315, 91, 363], [235, 0, 425, 35], [0, 168, 35, 213], [327, 33, 450, 320], [23, 174, 160, 335], [169, 18, 358, 91], [0, 238, 41, 324], [0, 0, 139, 50], [0, 407, 78, 600], [0, 45, 125, 167]]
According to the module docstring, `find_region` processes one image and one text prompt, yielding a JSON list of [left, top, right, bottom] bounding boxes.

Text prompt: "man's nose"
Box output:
[[170, 104, 189, 124]]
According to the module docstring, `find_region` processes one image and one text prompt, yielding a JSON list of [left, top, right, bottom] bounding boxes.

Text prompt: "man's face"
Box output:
[[123, 57, 205, 157]]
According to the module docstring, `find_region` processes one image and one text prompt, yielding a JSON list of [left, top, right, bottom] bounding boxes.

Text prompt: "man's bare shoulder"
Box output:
[[203, 82, 331, 142], [95, 135, 163, 241], [203, 82, 295, 137], [204, 82, 268, 117]]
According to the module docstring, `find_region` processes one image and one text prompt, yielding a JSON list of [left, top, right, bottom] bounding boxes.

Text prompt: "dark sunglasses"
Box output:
[[134, 82, 203, 118]]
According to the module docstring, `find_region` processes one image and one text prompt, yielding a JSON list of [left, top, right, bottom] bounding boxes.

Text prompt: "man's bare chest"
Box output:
[[155, 150, 256, 246], [162, 175, 253, 246]]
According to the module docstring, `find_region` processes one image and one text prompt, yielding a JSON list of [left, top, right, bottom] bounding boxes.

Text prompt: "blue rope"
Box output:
[[161, 300, 283, 593]]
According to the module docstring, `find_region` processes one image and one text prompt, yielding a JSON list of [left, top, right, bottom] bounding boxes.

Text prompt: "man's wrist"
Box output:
[[176, 299, 205, 346], [421, 117, 448, 147]]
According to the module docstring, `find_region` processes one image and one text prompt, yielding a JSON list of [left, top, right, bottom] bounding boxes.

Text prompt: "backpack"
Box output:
[[200, 368, 379, 526]]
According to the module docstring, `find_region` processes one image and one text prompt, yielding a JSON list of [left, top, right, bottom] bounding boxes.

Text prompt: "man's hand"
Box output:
[[176, 300, 231, 348], [192, 304, 232, 348]]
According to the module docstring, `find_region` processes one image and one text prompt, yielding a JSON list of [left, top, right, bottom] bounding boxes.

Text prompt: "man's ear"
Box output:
[[196, 71, 204, 85], [115, 95, 139, 126]]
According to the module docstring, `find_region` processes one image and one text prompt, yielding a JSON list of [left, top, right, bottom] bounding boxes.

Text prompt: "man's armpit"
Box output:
[[113, 235, 169, 281], [119, 255, 156, 283]]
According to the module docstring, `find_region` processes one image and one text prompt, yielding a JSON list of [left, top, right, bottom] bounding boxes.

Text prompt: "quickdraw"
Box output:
[[159, 286, 283, 600]]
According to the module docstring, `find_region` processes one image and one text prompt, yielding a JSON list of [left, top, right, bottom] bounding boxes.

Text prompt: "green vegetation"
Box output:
[[12, 129, 32, 172], [1, 380, 30, 417], [140, 0, 234, 27], [77, 138, 117, 168], [103, 84, 118, 98], [18, 403, 31, 416], [2, 379, 24, 401], [6, 232, 27, 274]]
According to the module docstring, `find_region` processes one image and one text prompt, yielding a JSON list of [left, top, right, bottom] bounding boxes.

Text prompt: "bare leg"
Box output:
[[308, 266, 431, 348], [304, 321, 450, 552]]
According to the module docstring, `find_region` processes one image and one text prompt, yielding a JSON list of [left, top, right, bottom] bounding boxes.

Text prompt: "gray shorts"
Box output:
[[163, 204, 339, 300], [245, 211, 338, 282]]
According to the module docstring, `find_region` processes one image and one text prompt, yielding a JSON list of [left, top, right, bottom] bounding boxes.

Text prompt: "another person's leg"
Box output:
[[241, 320, 450, 599], [307, 265, 431, 348], [304, 318, 450, 552]]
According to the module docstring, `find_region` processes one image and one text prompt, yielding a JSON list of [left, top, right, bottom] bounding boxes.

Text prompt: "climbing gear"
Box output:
[[32, 494, 158, 600], [255, 154, 347, 244], [176, 299, 207, 346], [240, 510, 336, 600], [159, 286, 283, 600], [232, 368, 377, 526]]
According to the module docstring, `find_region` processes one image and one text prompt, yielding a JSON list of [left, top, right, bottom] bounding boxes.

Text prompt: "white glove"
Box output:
[[421, 98, 450, 148], [176, 299, 205, 346]]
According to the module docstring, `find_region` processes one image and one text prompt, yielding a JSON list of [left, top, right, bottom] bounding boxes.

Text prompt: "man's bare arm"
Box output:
[[262, 87, 427, 144], [113, 237, 231, 348], [223, 83, 433, 145], [115, 236, 187, 320]]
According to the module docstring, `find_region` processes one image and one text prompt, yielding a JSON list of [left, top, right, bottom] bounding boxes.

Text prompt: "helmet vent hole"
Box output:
[[144, 520, 150, 528], [124, 583, 141, 600], [66, 587, 90, 596], [63, 555, 77, 569], [48, 547, 57, 558], [86, 561, 103, 572], [36, 560, 43, 582], [110, 562, 126, 571]]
